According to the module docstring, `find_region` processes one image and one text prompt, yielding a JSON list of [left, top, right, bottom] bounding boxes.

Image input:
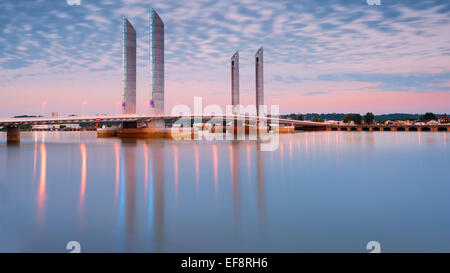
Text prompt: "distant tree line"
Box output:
[[419, 112, 437, 121], [13, 115, 43, 118], [281, 112, 444, 123]]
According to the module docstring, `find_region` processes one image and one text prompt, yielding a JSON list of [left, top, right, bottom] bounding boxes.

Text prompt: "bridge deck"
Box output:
[[0, 114, 325, 127]]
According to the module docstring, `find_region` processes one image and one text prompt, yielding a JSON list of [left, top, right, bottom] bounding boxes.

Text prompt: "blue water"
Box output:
[[0, 131, 449, 252]]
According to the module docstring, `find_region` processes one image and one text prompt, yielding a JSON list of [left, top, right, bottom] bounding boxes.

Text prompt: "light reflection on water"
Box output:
[[0, 131, 449, 252], [36, 143, 46, 227], [79, 143, 87, 213]]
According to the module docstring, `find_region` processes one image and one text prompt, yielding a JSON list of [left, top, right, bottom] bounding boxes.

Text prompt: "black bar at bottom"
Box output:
[[0, 253, 447, 272]]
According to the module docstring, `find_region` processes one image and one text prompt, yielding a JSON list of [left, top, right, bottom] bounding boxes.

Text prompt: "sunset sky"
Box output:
[[1, 0, 449, 116]]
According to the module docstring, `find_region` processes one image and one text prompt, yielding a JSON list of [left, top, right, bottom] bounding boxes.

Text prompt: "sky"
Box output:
[[0, 0, 449, 116]]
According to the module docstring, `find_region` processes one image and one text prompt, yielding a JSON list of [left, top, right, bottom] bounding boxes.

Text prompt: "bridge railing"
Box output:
[[0, 113, 326, 127]]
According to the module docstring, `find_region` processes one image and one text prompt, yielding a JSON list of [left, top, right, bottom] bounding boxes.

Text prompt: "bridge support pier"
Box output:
[[7, 126, 20, 144]]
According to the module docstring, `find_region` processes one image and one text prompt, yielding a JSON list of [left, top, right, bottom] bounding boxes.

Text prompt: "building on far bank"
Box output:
[[31, 124, 81, 130], [439, 115, 449, 124], [396, 120, 412, 125], [51, 112, 58, 118], [122, 16, 137, 114], [61, 124, 81, 129], [325, 120, 340, 125], [32, 125, 55, 130]]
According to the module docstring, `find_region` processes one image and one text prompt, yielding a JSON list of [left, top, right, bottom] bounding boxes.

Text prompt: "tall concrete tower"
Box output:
[[149, 8, 164, 114], [122, 16, 136, 114], [231, 51, 239, 113], [255, 47, 264, 116]]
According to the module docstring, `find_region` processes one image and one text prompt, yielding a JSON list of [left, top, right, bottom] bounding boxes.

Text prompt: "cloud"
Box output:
[[304, 91, 329, 96], [0, 0, 449, 115]]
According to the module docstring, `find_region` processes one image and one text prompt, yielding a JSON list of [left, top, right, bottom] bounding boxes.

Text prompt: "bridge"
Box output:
[[0, 113, 326, 143], [327, 124, 450, 132]]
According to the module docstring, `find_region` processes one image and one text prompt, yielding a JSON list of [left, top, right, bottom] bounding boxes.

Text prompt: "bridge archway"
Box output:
[[438, 127, 447, 132], [409, 127, 418, 131], [384, 127, 391, 131], [397, 127, 405, 131], [350, 127, 357, 131], [362, 127, 370, 131], [422, 127, 431, 131], [373, 127, 380, 131]]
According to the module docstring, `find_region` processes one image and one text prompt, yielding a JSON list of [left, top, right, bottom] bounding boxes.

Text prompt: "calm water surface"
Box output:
[[0, 131, 449, 252]]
